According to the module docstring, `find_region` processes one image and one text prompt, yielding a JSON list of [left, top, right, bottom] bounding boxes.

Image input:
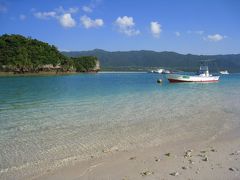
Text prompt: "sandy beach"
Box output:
[[37, 128, 240, 180]]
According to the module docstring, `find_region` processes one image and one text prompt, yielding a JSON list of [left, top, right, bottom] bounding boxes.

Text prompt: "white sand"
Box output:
[[37, 129, 240, 180]]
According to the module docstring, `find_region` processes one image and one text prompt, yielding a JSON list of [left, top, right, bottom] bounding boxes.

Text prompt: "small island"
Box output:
[[0, 34, 100, 75]]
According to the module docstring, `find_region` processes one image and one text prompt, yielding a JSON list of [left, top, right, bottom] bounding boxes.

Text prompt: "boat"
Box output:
[[153, 69, 164, 74], [219, 70, 229, 75], [166, 65, 220, 83], [162, 69, 171, 74]]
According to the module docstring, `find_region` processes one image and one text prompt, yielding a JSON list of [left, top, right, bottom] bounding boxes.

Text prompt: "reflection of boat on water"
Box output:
[[220, 70, 229, 75], [167, 65, 220, 83]]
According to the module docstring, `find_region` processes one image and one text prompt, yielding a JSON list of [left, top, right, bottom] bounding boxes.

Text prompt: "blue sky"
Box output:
[[0, 0, 239, 54]]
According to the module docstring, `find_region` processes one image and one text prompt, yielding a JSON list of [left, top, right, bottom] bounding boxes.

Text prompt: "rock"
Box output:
[[202, 157, 208, 162], [170, 172, 179, 176], [184, 150, 193, 158], [195, 170, 200, 174], [140, 170, 154, 176], [165, 153, 171, 157], [230, 150, 240, 155], [200, 150, 207, 153], [229, 167, 235, 171], [189, 159, 194, 164], [129, 156, 136, 160], [229, 167, 239, 172], [154, 157, 160, 162], [210, 148, 217, 152], [182, 166, 188, 170]]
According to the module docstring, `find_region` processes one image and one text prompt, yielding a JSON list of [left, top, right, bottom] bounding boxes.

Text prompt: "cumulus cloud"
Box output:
[[115, 16, 140, 36], [80, 15, 104, 28], [150, 21, 161, 38], [33, 6, 78, 28], [82, 6, 92, 13], [82, 0, 102, 13], [59, 13, 76, 28], [34, 11, 57, 19], [55, 6, 79, 14], [175, 31, 180, 37], [19, 14, 26, 20], [206, 34, 226, 42]]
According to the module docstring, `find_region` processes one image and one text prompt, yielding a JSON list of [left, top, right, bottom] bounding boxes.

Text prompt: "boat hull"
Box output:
[[166, 74, 219, 83]]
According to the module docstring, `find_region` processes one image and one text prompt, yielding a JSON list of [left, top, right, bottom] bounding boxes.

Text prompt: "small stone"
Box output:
[[229, 167, 235, 171], [229, 167, 239, 172], [195, 170, 199, 174], [200, 150, 207, 153], [154, 157, 160, 162], [210, 149, 217, 152], [129, 156, 136, 160], [189, 159, 194, 164], [140, 170, 154, 176], [170, 172, 179, 176], [90, 155, 94, 158], [182, 166, 188, 170], [165, 153, 171, 157], [202, 157, 208, 162]]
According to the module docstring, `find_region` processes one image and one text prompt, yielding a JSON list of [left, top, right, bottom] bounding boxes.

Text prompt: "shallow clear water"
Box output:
[[0, 73, 240, 179]]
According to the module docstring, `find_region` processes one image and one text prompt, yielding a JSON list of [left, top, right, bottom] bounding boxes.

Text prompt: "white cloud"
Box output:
[[175, 31, 180, 37], [206, 34, 226, 42], [19, 14, 26, 20], [150, 21, 161, 38], [80, 15, 104, 28], [82, 6, 92, 13], [59, 13, 76, 28], [115, 16, 140, 36], [34, 11, 57, 19], [55, 6, 79, 14]]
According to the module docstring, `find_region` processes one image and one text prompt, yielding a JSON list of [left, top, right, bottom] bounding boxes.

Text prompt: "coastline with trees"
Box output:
[[0, 34, 100, 75]]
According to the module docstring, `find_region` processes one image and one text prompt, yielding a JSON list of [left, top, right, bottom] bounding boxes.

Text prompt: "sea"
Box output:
[[0, 72, 240, 179]]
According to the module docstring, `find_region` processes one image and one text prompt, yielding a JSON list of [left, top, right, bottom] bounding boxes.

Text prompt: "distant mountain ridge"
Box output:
[[62, 49, 240, 72]]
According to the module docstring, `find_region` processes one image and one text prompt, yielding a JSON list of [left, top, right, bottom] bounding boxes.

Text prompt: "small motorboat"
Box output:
[[166, 65, 219, 83], [219, 70, 229, 75]]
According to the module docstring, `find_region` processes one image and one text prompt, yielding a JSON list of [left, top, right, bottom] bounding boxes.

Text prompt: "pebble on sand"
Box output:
[[170, 172, 179, 176], [184, 150, 193, 158], [129, 156, 136, 160], [202, 157, 208, 162], [229, 167, 239, 172], [165, 153, 171, 157], [140, 170, 154, 176]]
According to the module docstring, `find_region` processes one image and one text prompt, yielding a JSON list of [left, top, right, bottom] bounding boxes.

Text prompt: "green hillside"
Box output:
[[63, 49, 240, 72], [0, 34, 99, 73]]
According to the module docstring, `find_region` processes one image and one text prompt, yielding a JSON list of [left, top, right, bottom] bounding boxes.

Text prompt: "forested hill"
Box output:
[[0, 34, 100, 73], [63, 49, 240, 72]]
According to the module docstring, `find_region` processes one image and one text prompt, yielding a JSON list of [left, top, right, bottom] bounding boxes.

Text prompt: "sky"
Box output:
[[0, 0, 240, 54]]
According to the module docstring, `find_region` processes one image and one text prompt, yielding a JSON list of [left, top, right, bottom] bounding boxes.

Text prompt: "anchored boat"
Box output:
[[166, 65, 219, 83]]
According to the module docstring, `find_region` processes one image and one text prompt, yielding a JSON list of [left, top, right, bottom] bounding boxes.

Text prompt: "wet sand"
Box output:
[[37, 129, 240, 180]]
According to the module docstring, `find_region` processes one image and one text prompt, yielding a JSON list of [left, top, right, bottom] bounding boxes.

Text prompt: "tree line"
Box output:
[[0, 34, 99, 73]]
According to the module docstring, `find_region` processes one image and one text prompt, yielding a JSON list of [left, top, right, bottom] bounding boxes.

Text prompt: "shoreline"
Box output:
[[36, 129, 240, 180], [0, 71, 99, 77]]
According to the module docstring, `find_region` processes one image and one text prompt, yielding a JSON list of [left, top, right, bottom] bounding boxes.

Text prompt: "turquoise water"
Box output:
[[0, 73, 240, 179]]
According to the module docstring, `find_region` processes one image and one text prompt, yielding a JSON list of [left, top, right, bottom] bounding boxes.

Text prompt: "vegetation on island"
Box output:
[[0, 34, 100, 74], [63, 49, 240, 72]]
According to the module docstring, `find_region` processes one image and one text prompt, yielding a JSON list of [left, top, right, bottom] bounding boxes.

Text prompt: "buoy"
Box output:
[[157, 79, 162, 83]]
